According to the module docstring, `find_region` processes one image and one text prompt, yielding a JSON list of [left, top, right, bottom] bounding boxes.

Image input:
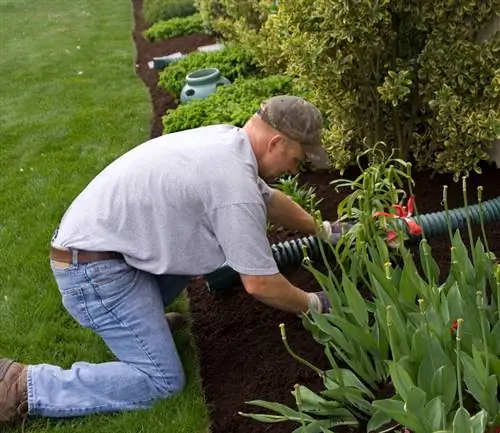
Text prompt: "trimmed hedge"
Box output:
[[158, 44, 261, 99], [144, 14, 205, 41], [162, 74, 293, 133], [143, 0, 196, 25]]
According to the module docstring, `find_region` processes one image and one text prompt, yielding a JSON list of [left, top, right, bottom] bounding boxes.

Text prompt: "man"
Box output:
[[0, 95, 348, 424]]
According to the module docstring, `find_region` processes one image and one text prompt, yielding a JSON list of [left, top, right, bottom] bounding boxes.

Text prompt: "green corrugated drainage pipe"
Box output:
[[204, 197, 500, 292]]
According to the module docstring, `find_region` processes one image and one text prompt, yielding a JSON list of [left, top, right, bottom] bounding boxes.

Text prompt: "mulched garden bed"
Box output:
[[131, 1, 500, 432]]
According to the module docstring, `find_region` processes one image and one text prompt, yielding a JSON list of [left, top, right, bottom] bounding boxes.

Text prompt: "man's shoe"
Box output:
[[0, 359, 28, 424], [165, 312, 188, 331]]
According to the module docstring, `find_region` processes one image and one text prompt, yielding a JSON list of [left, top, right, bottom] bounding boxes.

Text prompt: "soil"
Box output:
[[130, 1, 500, 432]]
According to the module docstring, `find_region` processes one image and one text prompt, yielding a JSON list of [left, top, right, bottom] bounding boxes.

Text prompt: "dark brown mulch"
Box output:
[[130, 1, 500, 432]]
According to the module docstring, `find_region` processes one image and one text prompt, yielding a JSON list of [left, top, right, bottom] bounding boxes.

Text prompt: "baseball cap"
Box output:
[[256, 95, 330, 169]]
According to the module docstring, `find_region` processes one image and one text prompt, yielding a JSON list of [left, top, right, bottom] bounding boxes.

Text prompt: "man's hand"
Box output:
[[320, 220, 353, 244], [307, 291, 331, 313]]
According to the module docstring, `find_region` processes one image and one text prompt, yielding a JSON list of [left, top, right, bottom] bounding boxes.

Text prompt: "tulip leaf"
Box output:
[[473, 240, 487, 284], [470, 409, 488, 433], [489, 321, 500, 354], [324, 314, 378, 351], [309, 308, 353, 352], [367, 410, 392, 432], [417, 335, 453, 395], [294, 385, 339, 412], [452, 407, 473, 433], [242, 400, 315, 423], [461, 352, 485, 406], [337, 368, 375, 398], [372, 398, 422, 431], [365, 260, 398, 302], [342, 273, 368, 327], [483, 374, 499, 415], [425, 396, 446, 431], [410, 327, 428, 363], [399, 258, 420, 305], [388, 361, 415, 402], [446, 282, 464, 322], [431, 365, 457, 413], [419, 240, 440, 283], [450, 231, 474, 284]]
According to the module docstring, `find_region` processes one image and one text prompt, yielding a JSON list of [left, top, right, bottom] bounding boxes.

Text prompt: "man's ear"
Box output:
[[267, 134, 282, 153]]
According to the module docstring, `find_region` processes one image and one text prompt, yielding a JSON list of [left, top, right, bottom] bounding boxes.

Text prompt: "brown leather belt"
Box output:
[[50, 247, 122, 264]]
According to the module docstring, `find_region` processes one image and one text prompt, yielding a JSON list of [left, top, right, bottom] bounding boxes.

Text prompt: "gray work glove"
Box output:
[[319, 219, 353, 244], [307, 291, 331, 314]]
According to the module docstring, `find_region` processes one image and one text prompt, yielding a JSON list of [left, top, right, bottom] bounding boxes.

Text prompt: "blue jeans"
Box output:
[[27, 257, 191, 417]]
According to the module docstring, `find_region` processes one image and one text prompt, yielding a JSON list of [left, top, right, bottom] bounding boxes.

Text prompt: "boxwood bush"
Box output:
[[162, 74, 293, 133], [158, 43, 261, 100], [201, 0, 500, 179], [143, 0, 196, 25], [143, 14, 205, 41]]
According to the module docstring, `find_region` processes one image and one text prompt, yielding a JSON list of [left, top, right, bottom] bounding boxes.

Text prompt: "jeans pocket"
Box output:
[[86, 260, 140, 312], [60, 286, 97, 330]]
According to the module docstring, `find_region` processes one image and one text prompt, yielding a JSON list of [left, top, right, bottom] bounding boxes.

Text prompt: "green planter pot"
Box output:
[[180, 68, 230, 104]]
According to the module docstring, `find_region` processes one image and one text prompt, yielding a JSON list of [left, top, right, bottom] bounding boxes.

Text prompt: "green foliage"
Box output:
[[162, 74, 293, 133], [194, 0, 272, 34], [215, 1, 500, 178], [273, 174, 322, 214], [143, 14, 205, 41], [331, 144, 414, 272], [158, 44, 261, 99], [241, 151, 500, 432], [193, 0, 224, 31], [143, 0, 196, 25]]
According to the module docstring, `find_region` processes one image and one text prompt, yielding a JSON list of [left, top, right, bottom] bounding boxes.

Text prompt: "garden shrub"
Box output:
[[157, 43, 261, 99], [193, 0, 225, 32], [211, 1, 500, 179], [143, 0, 196, 25], [143, 14, 205, 41], [162, 74, 293, 134], [194, 0, 271, 35]]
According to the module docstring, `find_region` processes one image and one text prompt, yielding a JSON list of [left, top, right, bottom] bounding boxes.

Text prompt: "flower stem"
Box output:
[[462, 176, 476, 265], [443, 185, 453, 243], [456, 318, 464, 408], [477, 186, 490, 254], [280, 323, 324, 376], [420, 238, 435, 301], [477, 292, 490, 379]]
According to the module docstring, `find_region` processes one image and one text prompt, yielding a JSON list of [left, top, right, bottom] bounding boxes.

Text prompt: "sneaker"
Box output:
[[165, 312, 188, 331], [0, 359, 28, 424]]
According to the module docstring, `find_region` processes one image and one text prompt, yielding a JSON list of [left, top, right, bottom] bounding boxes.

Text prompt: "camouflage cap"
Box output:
[[256, 95, 330, 169]]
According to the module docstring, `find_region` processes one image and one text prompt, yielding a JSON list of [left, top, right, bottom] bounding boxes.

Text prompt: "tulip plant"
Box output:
[[239, 146, 500, 433]]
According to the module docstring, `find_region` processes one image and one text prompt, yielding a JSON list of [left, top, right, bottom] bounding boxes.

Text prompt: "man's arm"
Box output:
[[266, 188, 317, 234], [240, 272, 310, 313]]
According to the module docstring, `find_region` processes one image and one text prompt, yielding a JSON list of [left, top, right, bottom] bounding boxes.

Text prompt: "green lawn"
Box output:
[[0, 0, 210, 431]]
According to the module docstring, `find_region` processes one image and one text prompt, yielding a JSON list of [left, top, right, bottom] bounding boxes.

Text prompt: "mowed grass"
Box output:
[[0, 0, 210, 431]]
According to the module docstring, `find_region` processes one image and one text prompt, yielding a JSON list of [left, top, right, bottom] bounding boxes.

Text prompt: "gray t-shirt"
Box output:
[[53, 124, 279, 276]]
